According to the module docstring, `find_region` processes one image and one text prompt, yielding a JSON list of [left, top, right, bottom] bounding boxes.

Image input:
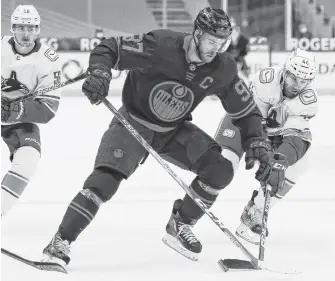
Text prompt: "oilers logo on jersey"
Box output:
[[1, 71, 29, 95], [149, 81, 194, 122]]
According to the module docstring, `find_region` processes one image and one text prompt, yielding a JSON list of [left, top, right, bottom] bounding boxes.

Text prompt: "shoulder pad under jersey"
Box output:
[[250, 65, 283, 105], [289, 86, 318, 118]]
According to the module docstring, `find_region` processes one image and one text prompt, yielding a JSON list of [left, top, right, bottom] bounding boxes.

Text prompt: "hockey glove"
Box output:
[[1, 96, 24, 122], [82, 64, 112, 105], [244, 137, 273, 183], [266, 153, 289, 196]]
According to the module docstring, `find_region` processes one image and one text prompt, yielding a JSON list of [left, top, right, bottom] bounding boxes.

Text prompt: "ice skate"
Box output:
[[162, 199, 202, 261], [42, 232, 71, 267], [236, 190, 268, 245]]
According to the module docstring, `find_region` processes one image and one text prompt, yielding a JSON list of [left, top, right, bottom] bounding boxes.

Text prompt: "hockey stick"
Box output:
[[257, 184, 301, 274], [101, 98, 258, 267], [1, 248, 67, 274], [219, 183, 300, 274], [6, 71, 89, 104], [218, 183, 271, 272], [258, 183, 271, 266]]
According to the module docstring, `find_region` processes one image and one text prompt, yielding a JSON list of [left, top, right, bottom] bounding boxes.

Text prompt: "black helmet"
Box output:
[[194, 7, 232, 39]]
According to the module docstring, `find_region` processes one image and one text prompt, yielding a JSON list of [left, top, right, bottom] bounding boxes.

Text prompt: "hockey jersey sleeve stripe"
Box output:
[[228, 100, 257, 120]]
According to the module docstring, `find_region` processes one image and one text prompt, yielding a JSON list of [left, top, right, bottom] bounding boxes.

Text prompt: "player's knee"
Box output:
[[83, 166, 124, 202], [11, 146, 40, 179], [182, 154, 234, 221], [197, 148, 234, 189], [189, 148, 234, 208]]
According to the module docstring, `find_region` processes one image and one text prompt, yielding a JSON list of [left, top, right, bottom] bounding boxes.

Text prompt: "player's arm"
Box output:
[[218, 72, 273, 183], [89, 32, 158, 71], [276, 90, 318, 165], [82, 31, 160, 105], [2, 54, 62, 124], [22, 54, 61, 124]]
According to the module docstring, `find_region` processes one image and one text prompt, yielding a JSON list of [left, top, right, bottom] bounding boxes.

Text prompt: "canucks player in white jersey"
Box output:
[[215, 48, 318, 244], [1, 5, 62, 216]]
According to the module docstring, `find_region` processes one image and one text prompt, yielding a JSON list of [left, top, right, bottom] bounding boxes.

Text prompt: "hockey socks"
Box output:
[[1, 171, 29, 216], [58, 189, 103, 242]]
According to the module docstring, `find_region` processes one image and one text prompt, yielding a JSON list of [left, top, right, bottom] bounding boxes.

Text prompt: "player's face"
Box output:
[[198, 33, 229, 63], [283, 71, 312, 98], [12, 24, 39, 47]]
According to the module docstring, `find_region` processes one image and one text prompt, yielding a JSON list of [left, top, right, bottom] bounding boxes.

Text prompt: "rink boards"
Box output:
[[58, 51, 335, 96]]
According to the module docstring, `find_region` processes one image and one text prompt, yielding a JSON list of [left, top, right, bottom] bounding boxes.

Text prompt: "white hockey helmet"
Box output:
[[284, 48, 317, 80], [11, 5, 41, 31]]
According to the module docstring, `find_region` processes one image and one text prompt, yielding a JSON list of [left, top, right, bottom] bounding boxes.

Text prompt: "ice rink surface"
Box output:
[[1, 93, 335, 281]]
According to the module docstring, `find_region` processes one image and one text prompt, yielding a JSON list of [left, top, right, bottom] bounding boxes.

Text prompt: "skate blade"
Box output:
[[162, 234, 199, 261], [236, 225, 260, 245], [41, 254, 67, 267]]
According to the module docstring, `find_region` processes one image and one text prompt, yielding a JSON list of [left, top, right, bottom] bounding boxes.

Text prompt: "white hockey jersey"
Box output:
[[1, 35, 62, 125], [249, 65, 318, 143]]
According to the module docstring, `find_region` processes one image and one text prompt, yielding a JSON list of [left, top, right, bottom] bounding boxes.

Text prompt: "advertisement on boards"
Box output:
[[57, 51, 334, 97], [246, 52, 335, 92], [287, 37, 335, 52]]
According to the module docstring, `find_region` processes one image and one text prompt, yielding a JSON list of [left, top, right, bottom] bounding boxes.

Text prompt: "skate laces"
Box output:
[[177, 223, 199, 244], [248, 204, 262, 226], [52, 234, 71, 255]]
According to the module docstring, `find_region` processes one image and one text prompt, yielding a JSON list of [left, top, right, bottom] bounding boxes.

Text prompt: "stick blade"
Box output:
[[218, 259, 258, 272], [2, 248, 67, 274], [218, 258, 301, 275]]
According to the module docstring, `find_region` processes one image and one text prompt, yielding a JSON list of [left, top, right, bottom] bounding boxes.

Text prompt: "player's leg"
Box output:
[[214, 114, 268, 244], [237, 154, 309, 244], [214, 113, 243, 173], [42, 106, 155, 266], [160, 118, 243, 260], [1, 123, 41, 216]]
